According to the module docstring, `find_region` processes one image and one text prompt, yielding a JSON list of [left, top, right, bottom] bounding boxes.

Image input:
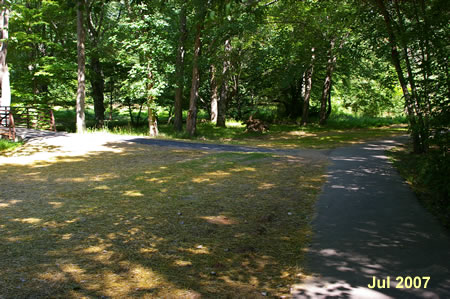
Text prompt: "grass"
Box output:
[[325, 113, 406, 129], [0, 142, 327, 298], [190, 123, 407, 149], [0, 139, 22, 153]]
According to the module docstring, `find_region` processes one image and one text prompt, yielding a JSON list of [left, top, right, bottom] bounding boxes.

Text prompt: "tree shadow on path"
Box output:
[[292, 138, 450, 299]]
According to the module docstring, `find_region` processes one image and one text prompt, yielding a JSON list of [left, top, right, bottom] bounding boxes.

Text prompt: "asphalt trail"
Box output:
[[126, 137, 328, 159], [291, 137, 450, 299]]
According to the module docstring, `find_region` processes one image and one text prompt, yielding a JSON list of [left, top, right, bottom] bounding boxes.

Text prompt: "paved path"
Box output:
[[291, 137, 450, 298], [126, 137, 327, 159], [12, 129, 324, 158], [14, 127, 69, 141]]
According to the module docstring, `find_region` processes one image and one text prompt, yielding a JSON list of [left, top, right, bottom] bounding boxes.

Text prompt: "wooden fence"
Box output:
[[0, 106, 56, 141]]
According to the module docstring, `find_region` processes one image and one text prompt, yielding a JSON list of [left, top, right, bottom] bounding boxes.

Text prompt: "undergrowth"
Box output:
[[389, 143, 450, 229], [0, 139, 22, 153], [326, 113, 406, 129]]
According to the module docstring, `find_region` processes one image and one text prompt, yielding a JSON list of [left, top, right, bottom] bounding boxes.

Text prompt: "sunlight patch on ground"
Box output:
[[12, 217, 42, 224], [48, 201, 63, 208], [225, 120, 245, 128], [174, 260, 193, 267], [0, 199, 22, 209], [287, 131, 317, 137], [200, 215, 239, 225], [0, 132, 129, 165], [122, 190, 144, 197]]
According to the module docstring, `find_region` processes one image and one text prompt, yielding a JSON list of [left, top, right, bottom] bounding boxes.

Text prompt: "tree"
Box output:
[[301, 48, 315, 125], [173, 0, 187, 131], [216, 39, 231, 127], [86, 0, 108, 128], [0, 0, 10, 108], [186, 5, 206, 136], [371, 0, 427, 152], [8, 1, 76, 108], [147, 63, 158, 136], [76, 0, 86, 133], [210, 64, 218, 122], [113, 1, 173, 136], [319, 35, 347, 125], [6, 0, 445, 140]]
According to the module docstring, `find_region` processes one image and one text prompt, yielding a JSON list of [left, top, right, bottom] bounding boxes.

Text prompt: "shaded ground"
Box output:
[[0, 132, 327, 298], [291, 137, 450, 298]]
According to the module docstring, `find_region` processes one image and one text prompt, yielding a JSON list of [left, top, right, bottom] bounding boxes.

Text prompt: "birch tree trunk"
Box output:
[[210, 64, 218, 123], [147, 65, 158, 137], [76, 0, 87, 133], [0, 1, 10, 108]]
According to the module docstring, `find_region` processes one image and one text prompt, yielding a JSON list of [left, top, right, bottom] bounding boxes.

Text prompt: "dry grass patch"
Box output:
[[0, 141, 326, 298]]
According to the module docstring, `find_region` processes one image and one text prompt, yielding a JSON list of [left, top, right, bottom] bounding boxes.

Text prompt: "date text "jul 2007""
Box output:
[[368, 276, 430, 289]]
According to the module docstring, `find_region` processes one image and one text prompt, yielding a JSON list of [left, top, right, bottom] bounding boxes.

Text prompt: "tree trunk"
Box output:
[[301, 47, 315, 126], [90, 55, 105, 128], [109, 80, 114, 120], [136, 102, 143, 125], [76, 0, 86, 133], [0, 1, 10, 108], [232, 73, 241, 120], [394, 0, 428, 150], [326, 80, 332, 117], [173, 2, 187, 132], [86, 1, 106, 128], [147, 65, 158, 136], [319, 38, 336, 125], [289, 77, 303, 119], [186, 18, 204, 136], [217, 39, 231, 128], [126, 98, 135, 125], [167, 105, 173, 124], [413, 0, 432, 115], [375, 0, 422, 153], [148, 104, 158, 137], [210, 64, 218, 122]]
